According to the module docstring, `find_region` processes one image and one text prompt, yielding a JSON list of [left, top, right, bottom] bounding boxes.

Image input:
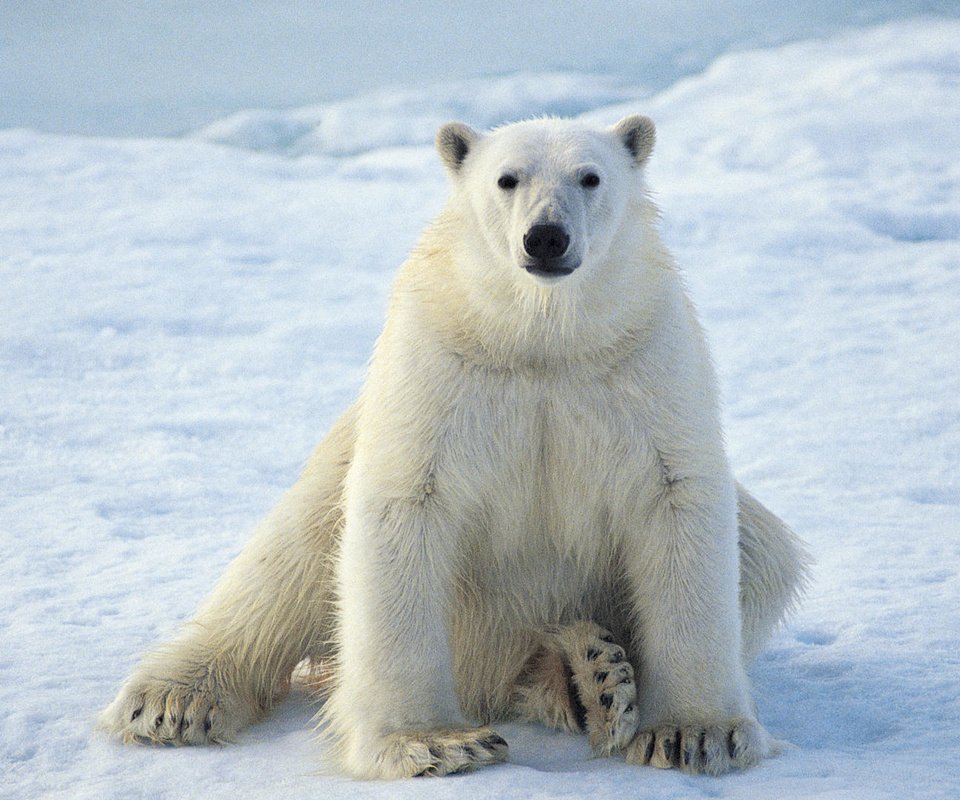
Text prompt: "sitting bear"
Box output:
[[101, 114, 810, 779]]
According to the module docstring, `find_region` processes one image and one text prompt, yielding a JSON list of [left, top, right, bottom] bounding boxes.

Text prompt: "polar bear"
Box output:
[[100, 114, 810, 779]]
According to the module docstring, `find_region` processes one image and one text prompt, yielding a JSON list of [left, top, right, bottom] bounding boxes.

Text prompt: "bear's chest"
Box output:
[[446, 369, 659, 556]]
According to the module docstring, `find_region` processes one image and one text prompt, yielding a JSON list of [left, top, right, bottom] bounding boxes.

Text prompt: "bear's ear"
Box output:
[[611, 114, 656, 166], [436, 122, 480, 174]]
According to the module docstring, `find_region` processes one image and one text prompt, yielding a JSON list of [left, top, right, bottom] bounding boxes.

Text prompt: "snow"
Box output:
[[2, 11, 960, 800], [3, 1, 956, 137]]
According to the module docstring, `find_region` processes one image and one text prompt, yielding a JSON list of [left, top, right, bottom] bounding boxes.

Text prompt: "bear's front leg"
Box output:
[[325, 485, 507, 779], [624, 477, 775, 775]]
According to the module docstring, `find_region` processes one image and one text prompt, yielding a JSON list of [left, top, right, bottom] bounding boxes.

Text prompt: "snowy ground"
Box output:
[[2, 13, 960, 800]]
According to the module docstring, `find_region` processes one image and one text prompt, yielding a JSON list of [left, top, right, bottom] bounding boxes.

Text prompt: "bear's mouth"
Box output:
[[523, 259, 579, 279]]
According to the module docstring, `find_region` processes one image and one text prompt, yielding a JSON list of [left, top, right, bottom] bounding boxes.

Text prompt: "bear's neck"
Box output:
[[395, 209, 676, 375]]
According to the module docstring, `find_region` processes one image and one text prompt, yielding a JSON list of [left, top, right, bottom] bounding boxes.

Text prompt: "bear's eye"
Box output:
[[580, 172, 601, 189], [497, 174, 519, 190]]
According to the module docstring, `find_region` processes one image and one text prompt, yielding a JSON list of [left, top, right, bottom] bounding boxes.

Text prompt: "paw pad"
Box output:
[[557, 622, 640, 755]]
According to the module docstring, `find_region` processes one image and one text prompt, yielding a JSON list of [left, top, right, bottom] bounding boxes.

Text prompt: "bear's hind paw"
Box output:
[[516, 621, 639, 754], [100, 675, 250, 746], [560, 622, 640, 754]]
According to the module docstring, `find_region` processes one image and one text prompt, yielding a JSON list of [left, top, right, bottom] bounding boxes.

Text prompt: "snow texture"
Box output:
[[2, 13, 960, 800]]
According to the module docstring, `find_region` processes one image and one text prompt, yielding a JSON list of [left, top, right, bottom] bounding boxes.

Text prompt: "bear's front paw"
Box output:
[[374, 727, 509, 778], [99, 674, 251, 746], [627, 717, 774, 775]]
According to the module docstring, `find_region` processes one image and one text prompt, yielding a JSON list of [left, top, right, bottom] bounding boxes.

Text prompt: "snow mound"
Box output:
[[192, 72, 643, 156]]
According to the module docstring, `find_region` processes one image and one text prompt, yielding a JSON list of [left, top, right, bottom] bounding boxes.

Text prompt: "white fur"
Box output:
[[100, 116, 810, 779]]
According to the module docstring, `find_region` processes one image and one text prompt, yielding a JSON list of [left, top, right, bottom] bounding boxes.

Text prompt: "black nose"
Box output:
[[523, 224, 570, 260]]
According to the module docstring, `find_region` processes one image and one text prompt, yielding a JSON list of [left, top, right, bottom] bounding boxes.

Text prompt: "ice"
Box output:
[[2, 13, 960, 800]]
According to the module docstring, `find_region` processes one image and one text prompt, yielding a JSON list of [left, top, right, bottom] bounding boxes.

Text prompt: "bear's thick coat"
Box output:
[[101, 115, 810, 779]]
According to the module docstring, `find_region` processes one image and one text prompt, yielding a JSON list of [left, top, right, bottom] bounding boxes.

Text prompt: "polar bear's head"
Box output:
[[436, 115, 655, 288]]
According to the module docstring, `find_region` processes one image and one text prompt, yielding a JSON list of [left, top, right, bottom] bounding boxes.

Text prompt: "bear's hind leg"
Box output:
[[513, 621, 639, 754], [736, 483, 812, 660], [100, 405, 357, 746]]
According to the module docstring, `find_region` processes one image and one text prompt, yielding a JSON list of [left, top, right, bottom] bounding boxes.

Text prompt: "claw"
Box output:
[[479, 733, 508, 749]]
